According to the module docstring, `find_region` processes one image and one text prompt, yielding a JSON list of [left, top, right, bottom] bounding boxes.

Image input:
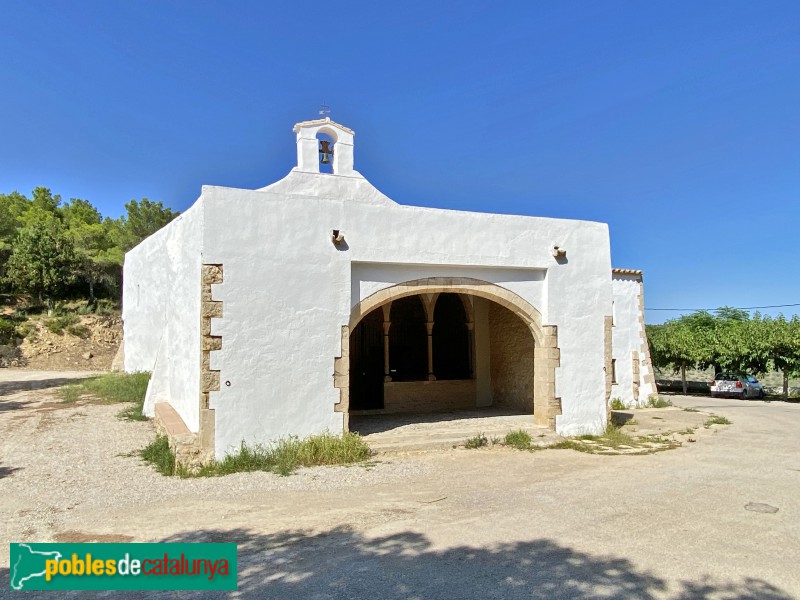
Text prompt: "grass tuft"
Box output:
[[704, 415, 731, 427], [65, 324, 91, 339], [45, 314, 79, 335], [504, 429, 532, 450], [610, 398, 626, 410], [646, 396, 672, 408], [683, 407, 700, 413], [60, 372, 150, 421], [548, 423, 677, 454], [550, 439, 593, 452], [15, 320, 38, 341], [465, 433, 488, 449], [161, 433, 374, 478], [140, 435, 176, 476], [601, 424, 637, 448]]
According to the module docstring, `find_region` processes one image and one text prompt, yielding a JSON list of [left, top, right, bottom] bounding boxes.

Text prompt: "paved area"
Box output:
[[1, 370, 799, 598], [351, 408, 559, 451]]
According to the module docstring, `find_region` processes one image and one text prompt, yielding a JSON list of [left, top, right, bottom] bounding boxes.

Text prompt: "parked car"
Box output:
[[710, 373, 765, 399]]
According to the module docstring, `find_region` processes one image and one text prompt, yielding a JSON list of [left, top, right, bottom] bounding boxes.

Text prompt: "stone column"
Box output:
[[383, 321, 392, 382], [382, 303, 392, 382], [466, 321, 475, 377], [426, 321, 436, 381]]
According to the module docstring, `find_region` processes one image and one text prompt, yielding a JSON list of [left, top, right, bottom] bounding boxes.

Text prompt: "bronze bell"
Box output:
[[319, 140, 333, 164]]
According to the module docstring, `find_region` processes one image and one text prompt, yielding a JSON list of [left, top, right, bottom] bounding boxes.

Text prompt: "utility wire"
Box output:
[[645, 303, 800, 311]]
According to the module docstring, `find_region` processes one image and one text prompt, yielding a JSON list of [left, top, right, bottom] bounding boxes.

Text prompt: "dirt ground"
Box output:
[[1, 315, 122, 371], [1, 370, 799, 599]]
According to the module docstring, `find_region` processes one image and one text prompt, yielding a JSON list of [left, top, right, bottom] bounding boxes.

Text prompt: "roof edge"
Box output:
[[292, 117, 355, 135], [612, 268, 643, 276]]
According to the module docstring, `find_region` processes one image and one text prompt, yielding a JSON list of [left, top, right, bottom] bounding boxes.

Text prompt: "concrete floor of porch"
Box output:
[[349, 408, 558, 453]]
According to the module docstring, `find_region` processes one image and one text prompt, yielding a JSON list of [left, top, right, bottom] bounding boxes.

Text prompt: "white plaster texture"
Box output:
[[123, 118, 629, 458], [123, 203, 203, 429], [610, 273, 657, 407]]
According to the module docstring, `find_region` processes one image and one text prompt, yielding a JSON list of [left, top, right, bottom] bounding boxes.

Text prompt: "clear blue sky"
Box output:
[[1, 1, 798, 323]]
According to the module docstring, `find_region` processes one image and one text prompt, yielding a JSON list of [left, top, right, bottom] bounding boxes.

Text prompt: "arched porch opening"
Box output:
[[335, 278, 561, 431]]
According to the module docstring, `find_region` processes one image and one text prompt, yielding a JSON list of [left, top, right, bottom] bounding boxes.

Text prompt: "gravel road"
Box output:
[[1, 370, 799, 599]]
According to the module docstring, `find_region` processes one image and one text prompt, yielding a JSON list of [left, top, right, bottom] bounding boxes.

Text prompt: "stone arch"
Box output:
[[334, 277, 561, 429], [316, 125, 340, 143]]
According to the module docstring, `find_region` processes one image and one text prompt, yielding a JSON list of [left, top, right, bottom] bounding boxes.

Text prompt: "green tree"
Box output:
[[60, 198, 120, 302], [118, 198, 179, 251], [31, 186, 61, 213], [5, 208, 77, 311], [69, 221, 122, 303], [647, 317, 707, 393], [647, 309, 759, 392], [60, 197, 102, 227], [0, 191, 30, 284], [762, 316, 800, 399]]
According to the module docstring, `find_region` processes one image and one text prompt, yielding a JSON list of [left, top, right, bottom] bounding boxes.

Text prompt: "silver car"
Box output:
[[710, 373, 765, 399]]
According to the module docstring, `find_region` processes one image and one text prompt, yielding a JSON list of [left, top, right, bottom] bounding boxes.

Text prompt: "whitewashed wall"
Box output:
[[123, 203, 204, 430], [199, 169, 611, 456], [123, 120, 618, 457], [610, 273, 657, 407]]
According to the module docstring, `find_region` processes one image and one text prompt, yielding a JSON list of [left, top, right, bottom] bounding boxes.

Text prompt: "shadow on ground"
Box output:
[[350, 407, 531, 436], [0, 376, 91, 398], [0, 399, 27, 412], [0, 462, 21, 479], [2, 527, 790, 598], [611, 411, 635, 425]]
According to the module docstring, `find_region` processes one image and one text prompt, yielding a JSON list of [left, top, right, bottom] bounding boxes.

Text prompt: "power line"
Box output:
[[645, 303, 800, 312]]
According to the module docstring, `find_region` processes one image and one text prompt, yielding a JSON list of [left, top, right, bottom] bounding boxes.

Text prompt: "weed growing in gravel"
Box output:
[[61, 372, 150, 421], [178, 433, 372, 478], [548, 424, 680, 455], [600, 425, 637, 448], [465, 433, 488, 449], [683, 407, 700, 412], [140, 435, 176, 476], [610, 398, 626, 410], [549, 439, 593, 452], [117, 402, 149, 422], [646, 396, 672, 408], [504, 430, 532, 450], [704, 415, 731, 427]]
